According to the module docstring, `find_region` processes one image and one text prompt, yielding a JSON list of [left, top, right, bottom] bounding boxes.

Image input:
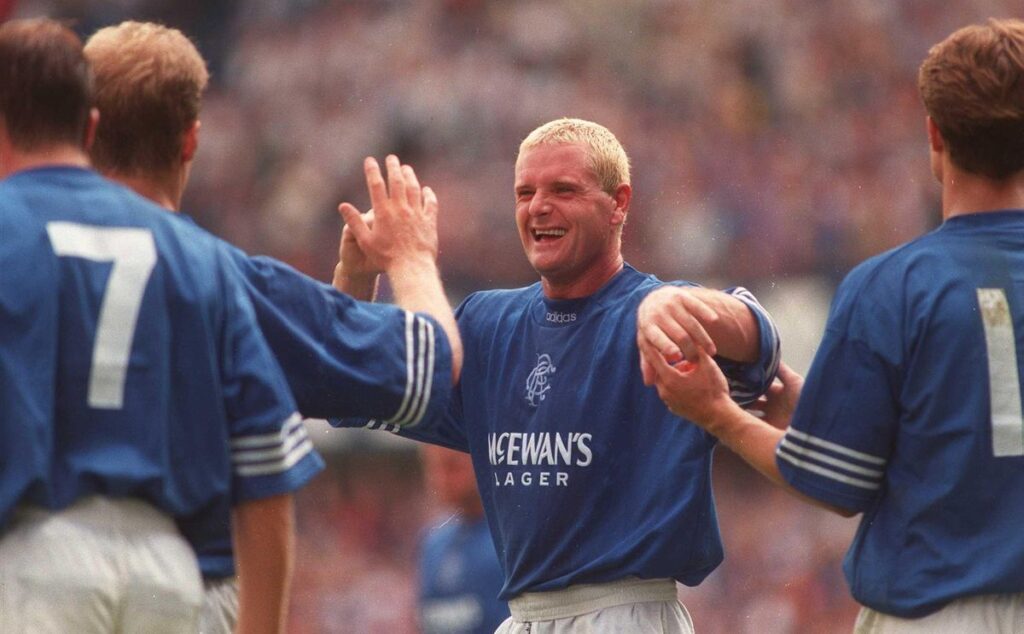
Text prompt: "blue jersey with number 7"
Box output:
[[0, 166, 322, 546], [777, 210, 1024, 618]]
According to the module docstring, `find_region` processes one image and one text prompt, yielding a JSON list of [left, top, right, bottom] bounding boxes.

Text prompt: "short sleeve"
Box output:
[[217, 255, 323, 502], [776, 269, 901, 513]]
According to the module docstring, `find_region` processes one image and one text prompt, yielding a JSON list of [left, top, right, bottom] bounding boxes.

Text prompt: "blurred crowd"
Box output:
[[9, 0, 1020, 631], [18, 0, 1018, 295]]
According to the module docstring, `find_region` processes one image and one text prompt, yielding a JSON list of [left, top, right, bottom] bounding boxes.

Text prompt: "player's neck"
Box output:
[[942, 165, 1024, 220], [541, 255, 624, 300], [0, 144, 89, 179], [109, 171, 183, 212]]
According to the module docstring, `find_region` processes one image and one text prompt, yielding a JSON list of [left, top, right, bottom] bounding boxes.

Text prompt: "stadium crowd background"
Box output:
[[6, 0, 1019, 631]]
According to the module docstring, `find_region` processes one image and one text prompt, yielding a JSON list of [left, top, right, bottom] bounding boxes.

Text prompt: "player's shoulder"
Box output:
[[837, 229, 948, 302], [824, 232, 953, 336], [614, 264, 700, 302], [457, 283, 542, 320]]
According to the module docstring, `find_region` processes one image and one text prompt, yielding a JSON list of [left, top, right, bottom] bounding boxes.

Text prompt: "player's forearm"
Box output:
[[705, 400, 788, 486], [332, 262, 379, 301], [690, 289, 759, 363], [387, 257, 463, 383], [706, 403, 856, 516], [233, 494, 295, 634]]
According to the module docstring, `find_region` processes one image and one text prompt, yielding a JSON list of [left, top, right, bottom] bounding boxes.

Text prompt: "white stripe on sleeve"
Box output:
[[784, 428, 886, 465], [777, 445, 881, 490], [776, 427, 887, 491], [384, 311, 417, 425], [383, 314, 435, 428], [235, 439, 316, 477], [231, 413, 316, 477], [230, 413, 304, 449], [404, 316, 435, 427]]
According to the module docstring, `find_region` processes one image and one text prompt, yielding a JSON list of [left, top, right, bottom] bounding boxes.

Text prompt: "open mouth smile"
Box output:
[[532, 228, 567, 242]]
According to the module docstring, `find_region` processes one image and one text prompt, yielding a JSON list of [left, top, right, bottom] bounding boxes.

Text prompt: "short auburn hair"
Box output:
[[918, 18, 1024, 180], [0, 19, 92, 151], [518, 118, 631, 194], [85, 21, 209, 177]]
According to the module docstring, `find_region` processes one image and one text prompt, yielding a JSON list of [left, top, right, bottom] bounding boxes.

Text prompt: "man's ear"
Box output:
[[926, 116, 945, 185], [926, 116, 944, 153], [83, 107, 100, 151], [182, 119, 201, 164], [611, 182, 632, 226]]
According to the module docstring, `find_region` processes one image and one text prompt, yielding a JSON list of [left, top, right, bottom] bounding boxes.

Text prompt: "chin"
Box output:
[[528, 259, 562, 279]]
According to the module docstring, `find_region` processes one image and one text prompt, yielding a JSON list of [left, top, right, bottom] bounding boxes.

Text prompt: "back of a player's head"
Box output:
[[918, 18, 1024, 180], [518, 118, 632, 194], [85, 21, 209, 177], [0, 19, 92, 152]]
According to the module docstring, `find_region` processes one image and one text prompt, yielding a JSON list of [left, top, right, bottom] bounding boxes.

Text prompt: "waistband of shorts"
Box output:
[[13, 495, 177, 534], [508, 577, 678, 622]]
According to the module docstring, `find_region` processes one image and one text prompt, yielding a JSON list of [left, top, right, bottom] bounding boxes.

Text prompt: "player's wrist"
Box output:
[[334, 267, 379, 300], [385, 252, 439, 281], [703, 394, 747, 438]]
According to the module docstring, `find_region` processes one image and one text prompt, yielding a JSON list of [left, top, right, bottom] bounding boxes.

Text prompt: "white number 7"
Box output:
[[47, 222, 157, 410], [977, 288, 1024, 456]]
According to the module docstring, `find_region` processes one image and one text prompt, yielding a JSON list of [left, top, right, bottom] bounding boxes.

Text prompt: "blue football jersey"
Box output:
[[185, 241, 452, 578], [0, 167, 323, 549], [777, 210, 1024, 618], [0, 203, 58, 530], [419, 516, 509, 634], [342, 264, 780, 598]]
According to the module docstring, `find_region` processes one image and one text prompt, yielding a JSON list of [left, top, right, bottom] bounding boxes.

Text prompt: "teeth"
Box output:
[[533, 228, 567, 238]]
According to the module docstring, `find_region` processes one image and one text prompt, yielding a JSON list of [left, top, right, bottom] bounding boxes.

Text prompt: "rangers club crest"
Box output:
[[525, 354, 556, 407]]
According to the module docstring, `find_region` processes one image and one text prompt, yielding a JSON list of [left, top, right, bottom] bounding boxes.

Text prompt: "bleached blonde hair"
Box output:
[[518, 118, 631, 194]]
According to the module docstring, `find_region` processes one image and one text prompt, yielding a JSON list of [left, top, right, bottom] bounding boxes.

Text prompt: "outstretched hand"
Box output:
[[337, 155, 438, 276]]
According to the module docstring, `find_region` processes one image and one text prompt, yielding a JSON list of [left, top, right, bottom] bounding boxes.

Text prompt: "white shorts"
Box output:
[[495, 577, 694, 634], [200, 576, 240, 634], [0, 495, 203, 634], [855, 593, 1024, 634]]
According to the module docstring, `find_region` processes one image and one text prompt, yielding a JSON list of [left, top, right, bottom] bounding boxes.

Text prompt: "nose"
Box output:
[[528, 192, 552, 217]]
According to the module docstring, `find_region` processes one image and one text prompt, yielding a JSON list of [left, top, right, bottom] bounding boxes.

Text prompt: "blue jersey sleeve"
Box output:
[[216, 253, 324, 502], [719, 286, 781, 406], [228, 252, 452, 426], [330, 293, 476, 453], [776, 264, 898, 512], [359, 379, 470, 453]]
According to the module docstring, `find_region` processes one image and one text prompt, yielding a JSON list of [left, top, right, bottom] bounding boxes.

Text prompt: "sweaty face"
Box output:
[[514, 143, 624, 295]]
